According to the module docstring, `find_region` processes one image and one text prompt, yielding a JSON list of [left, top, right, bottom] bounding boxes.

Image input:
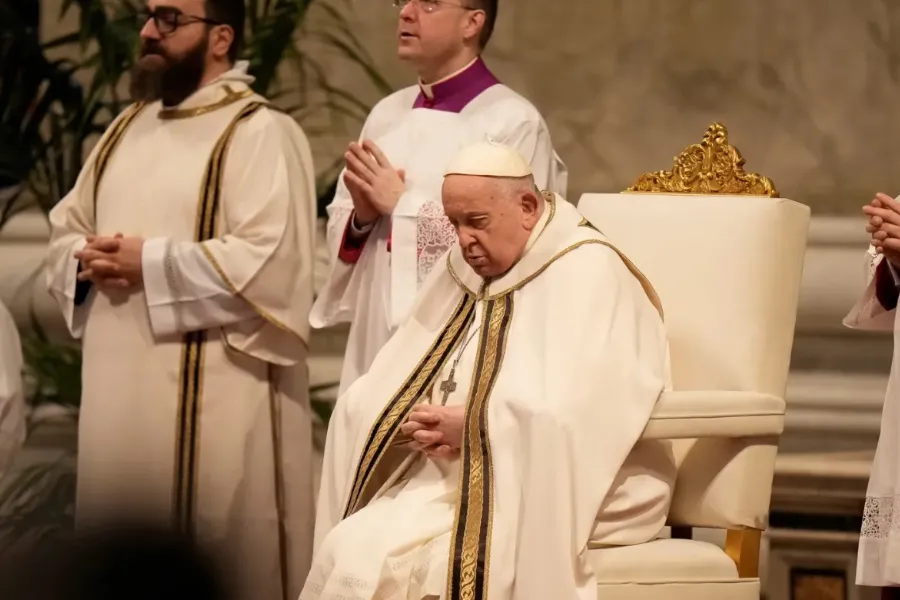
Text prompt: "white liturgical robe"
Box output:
[[845, 245, 900, 587], [46, 63, 317, 600], [310, 59, 568, 395], [304, 196, 674, 600]]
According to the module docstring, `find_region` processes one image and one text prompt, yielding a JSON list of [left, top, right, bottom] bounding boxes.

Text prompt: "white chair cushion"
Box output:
[[590, 539, 759, 600], [645, 390, 785, 439], [590, 538, 738, 583], [595, 581, 758, 600]]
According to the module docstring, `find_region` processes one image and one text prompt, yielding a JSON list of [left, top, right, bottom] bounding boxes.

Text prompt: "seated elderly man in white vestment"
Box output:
[[303, 142, 675, 600]]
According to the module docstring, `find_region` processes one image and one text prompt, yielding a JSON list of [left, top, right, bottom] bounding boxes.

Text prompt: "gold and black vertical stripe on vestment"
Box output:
[[172, 100, 267, 534], [342, 293, 478, 518], [339, 288, 514, 600], [92, 102, 147, 220], [446, 294, 514, 600]]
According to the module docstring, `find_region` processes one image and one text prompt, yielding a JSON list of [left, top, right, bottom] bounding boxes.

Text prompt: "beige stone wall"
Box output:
[[297, 0, 900, 216], [36, 0, 900, 214]]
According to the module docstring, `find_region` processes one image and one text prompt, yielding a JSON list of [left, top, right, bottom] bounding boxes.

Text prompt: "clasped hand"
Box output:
[[343, 140, 405, 226], [399, 404, 465, 459], [74, 233, 145, 290], [864, 193, 900, 267]]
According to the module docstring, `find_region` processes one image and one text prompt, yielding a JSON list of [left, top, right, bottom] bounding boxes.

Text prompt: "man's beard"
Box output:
[[129, 37, 208, 107]]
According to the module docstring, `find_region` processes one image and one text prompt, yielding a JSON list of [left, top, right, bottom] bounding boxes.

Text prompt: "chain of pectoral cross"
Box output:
[[438, 321, 481, 405]]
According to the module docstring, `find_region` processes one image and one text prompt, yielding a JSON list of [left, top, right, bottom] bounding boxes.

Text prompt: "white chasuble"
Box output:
[[305, 197, 673, 600], [845, 246, 900, 587], [310, 84, 568, 395], [46, 64, 317, 600]]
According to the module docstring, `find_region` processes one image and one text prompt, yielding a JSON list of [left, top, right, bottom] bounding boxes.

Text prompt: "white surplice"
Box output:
[[309, 84, 568, 395], [0, 300, 25, 474], [845, 245, 900, 587], [304, 196, 674, 600], [46, 63, 317, 600]]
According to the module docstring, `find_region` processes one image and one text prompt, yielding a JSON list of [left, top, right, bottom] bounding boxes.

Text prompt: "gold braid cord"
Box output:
[[626, 122, 779, 197]]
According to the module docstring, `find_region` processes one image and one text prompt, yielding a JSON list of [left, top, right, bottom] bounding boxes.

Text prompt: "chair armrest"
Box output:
[[642, 391, 785, 440]]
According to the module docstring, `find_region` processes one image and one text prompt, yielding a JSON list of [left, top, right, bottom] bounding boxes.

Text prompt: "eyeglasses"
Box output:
[[392, 0, 475, 13], [140, 7, 222, 35]]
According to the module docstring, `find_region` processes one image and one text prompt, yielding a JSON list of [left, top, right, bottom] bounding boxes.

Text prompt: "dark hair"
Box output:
[[469, 0, 497, 50], [205, 0, 245, 62]]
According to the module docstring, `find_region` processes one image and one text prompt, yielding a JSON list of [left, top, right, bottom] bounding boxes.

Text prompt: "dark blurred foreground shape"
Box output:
[[0, 521, 232, 600]]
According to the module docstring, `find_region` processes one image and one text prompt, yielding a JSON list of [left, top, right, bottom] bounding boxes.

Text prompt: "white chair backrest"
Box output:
[[580, 193, 809, 396], [578, 123, 811, 530]]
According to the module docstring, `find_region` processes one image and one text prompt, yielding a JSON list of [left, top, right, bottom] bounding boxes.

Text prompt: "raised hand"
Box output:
[[342, 140, 405, 226], [343, 170, 378, 228], [864, 193, 900, 267]]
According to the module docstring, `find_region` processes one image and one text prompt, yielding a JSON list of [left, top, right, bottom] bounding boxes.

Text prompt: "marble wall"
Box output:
[[33, 0, 900, 213], [298, 0, 900, 215]]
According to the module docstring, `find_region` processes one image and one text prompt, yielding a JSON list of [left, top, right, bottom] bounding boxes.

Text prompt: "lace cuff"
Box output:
[[861, 495, 900, 539], [416, 202, 457, 286]]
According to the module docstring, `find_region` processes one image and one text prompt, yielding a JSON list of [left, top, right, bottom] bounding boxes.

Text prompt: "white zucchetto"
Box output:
[[443, 140, 533, 178]]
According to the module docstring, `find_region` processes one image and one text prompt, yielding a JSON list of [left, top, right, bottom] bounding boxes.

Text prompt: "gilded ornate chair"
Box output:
[[578, 123, 811, 599]]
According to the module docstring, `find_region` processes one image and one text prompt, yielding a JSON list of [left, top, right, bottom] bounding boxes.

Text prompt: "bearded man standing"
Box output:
[[304, 142, 673, 600], [310, 0, 567, 395], [45, 1, 317, 598]]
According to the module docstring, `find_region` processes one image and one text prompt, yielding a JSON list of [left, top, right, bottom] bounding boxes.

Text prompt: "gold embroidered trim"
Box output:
[[172, 100, 266, 534], [194, 101, 267, 239], [200, 245, 301, 337], [173, 330, 205, 533], [447, 260, 475, 298], [521, 190, 557, 253], [192, 101, 307, 340], [486, 239, 664, 319], [343, 294, 478, 517], [578, 216, 601, 232], [446, 294, 513, 600], [158, 85, 255, 120], [93, 102, 147, 219], [540, 190, 557, 227]]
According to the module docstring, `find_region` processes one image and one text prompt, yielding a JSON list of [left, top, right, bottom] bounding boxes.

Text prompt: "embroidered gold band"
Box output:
[[343, 294, 478, 517], [173, 100, 267, 535]]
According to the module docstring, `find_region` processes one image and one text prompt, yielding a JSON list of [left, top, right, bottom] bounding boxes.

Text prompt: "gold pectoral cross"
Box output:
[[439, 369, 457, 406]]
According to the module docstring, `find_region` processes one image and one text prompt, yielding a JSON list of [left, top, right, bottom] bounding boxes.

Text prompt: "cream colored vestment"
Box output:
[[46, 63, 317, 600], [304, 196, 674, 600], [845, 246, 900, 587]]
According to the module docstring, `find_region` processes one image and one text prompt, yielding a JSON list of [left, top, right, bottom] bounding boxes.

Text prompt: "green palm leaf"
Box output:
[[245, 0, 315, 94]]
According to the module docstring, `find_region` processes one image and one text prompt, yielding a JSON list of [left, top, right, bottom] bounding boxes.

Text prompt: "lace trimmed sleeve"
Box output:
[[416, 200, 457, 286]]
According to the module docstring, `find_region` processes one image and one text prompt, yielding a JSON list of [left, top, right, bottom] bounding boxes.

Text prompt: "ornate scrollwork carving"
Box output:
[[625, 122, 779, 197]]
